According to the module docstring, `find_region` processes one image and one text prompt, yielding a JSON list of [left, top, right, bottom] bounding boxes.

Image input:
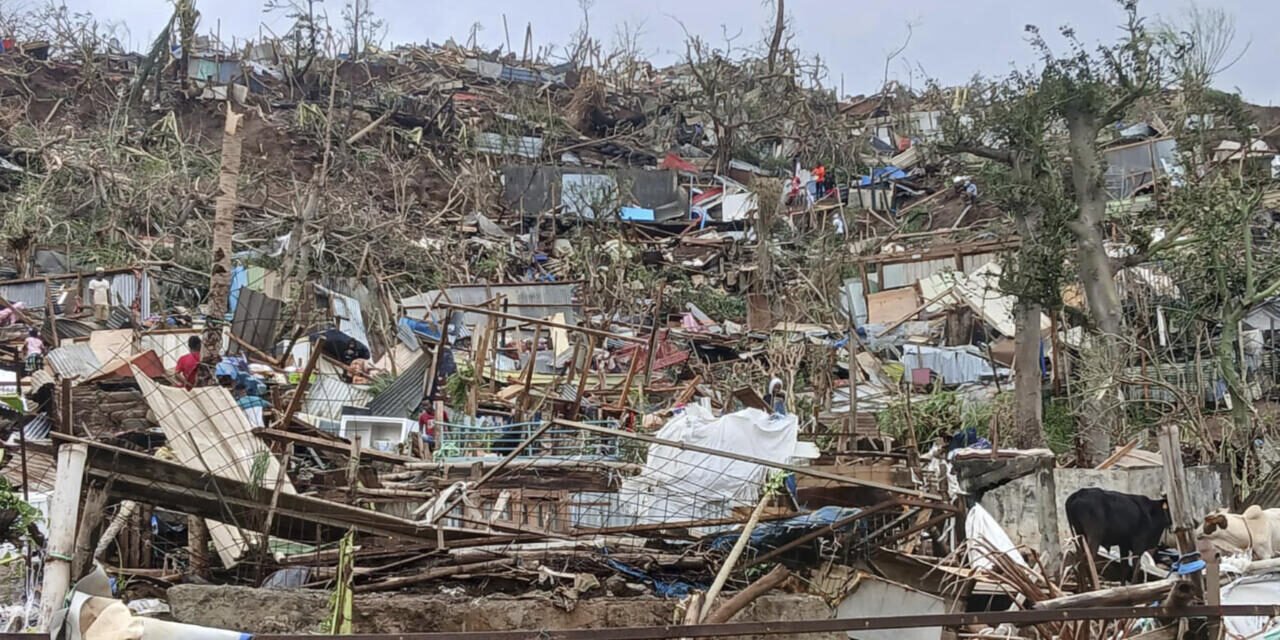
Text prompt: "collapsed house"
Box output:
[[1, 12, 1280, 640]]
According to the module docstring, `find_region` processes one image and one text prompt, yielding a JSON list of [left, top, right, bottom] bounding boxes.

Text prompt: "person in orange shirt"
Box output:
[[813, 164, 827, 198]]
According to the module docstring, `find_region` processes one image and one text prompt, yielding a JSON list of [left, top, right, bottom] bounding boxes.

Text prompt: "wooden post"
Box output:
[[346, 436, 362, 503], [643, 283, 665, 388], [571, 335, 597, 419], [515, 325, 544, 420], [275, 337, 324, 429], [698, 493, 770, 622], [38, 442, 87, 631], [71, 487, 106, 581], [1159, 425, 1196, 555], [59, 379, 72, 436], [187, 517, 210, 579], [424, 310, 455, 404], [44, 278, 59, 348]]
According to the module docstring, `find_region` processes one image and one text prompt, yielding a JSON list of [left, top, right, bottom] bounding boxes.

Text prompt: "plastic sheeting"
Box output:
[[52, 565, 248, 640], [901, 344, 1010, 385], [1222, 574, 1280, 638], [965, 503, 1028, 572], [708, 506, 863, 552], [618, 405, 798, 525]]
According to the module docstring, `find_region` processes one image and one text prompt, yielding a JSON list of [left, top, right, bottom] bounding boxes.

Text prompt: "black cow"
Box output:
[[1064, 488, 1170, 583]]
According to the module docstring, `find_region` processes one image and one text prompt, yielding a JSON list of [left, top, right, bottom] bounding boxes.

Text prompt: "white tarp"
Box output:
[[1222, 574, 1280, 638], [965, 503, 1028, 572], [52, 565, 245, 640], [618, 405, 798, 525], [902, 344, 1010, 385]]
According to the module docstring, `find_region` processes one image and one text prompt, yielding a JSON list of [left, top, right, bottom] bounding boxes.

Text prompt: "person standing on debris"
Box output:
[[175, 335, 202, 389], [814, 164, 827, 199], [23, 328, 44, 374], [764, 377, 786, 415], [417, 402, 437, 455], [88, 267, 112, 323], [234, 382, 268, 428]]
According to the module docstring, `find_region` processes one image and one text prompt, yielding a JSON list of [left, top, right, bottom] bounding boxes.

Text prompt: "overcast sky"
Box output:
[[56, 0, 1279, 104]]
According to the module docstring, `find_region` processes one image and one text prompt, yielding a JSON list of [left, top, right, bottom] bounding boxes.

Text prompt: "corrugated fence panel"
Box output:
[[228, 288, 283, 356], [0, 282, 48, 308]]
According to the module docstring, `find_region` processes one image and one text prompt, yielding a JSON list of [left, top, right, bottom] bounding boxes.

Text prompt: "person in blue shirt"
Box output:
[[233, 382, 269, 427], [216, 358, 266, 396]]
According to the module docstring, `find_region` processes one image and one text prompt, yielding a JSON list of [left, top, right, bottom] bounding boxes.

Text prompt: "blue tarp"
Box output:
[[859, 166, 908, 186], [400, 316, 441, 342], [603, 557, 701, 598], [707, 506, 865, 553], [228, 265, 248, 318], [620, 206, 656, 222]]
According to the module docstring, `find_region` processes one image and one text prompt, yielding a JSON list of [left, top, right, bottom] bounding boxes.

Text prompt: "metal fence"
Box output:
[[434, 420, 623, 460]]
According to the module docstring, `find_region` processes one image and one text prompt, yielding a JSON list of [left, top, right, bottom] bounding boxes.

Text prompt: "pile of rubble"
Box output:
[[2, 5, 1280, 639]]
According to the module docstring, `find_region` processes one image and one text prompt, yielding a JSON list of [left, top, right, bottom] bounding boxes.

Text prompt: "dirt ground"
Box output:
[[167, 584, 840, 637]]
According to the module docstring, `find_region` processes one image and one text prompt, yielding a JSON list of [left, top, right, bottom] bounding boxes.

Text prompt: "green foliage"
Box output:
[[365, 371, 399, 398], [667, 281, 746, 322], [444, 361, 476, 409], [0, 478, 41, 539], [1042, 398, 1076, 455]]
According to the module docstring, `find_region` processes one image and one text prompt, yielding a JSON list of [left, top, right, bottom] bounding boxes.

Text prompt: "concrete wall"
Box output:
[[980, 465, 1231, 563], [168, 585, 839, 637]]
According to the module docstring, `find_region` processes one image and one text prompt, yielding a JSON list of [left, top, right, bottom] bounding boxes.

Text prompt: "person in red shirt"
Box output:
[[175, 335, 202, 389], [417, 402, 437, 454]]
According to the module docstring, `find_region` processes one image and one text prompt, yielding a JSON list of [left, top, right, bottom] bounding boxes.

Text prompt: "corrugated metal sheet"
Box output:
[[46, 344, 103, 380], [22, 414, 52, 441], [474, 132, 543, 159], [304, 359, 372, 421], [879, 253, 998, 290], [228, 288, 283, 356], [106, 307, 132, 329], [0, 445, 56, 492], [305, 375, 372, 421], [366, 352, 429, 418], [136, 371, 294, 567], [140, 330, 202, 369], [78, 271, 152, 318], [0, 282, 47, 308]]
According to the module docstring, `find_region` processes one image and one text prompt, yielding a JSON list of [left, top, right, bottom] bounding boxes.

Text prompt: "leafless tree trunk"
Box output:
[[766, 0, 785, 73], [1012, 299, 1046, 449], [204, 107, 244, 362]]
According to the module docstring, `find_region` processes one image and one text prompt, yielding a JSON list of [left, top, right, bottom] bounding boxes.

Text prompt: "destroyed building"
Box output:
[[1, 1, 1280, 639]]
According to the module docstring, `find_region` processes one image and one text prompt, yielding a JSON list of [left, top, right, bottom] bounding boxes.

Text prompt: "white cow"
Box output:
[[1196, 505, 1278, 560]]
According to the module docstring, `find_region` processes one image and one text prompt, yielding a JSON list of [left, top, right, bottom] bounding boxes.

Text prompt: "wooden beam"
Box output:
[[275, 337, 324, 429]]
